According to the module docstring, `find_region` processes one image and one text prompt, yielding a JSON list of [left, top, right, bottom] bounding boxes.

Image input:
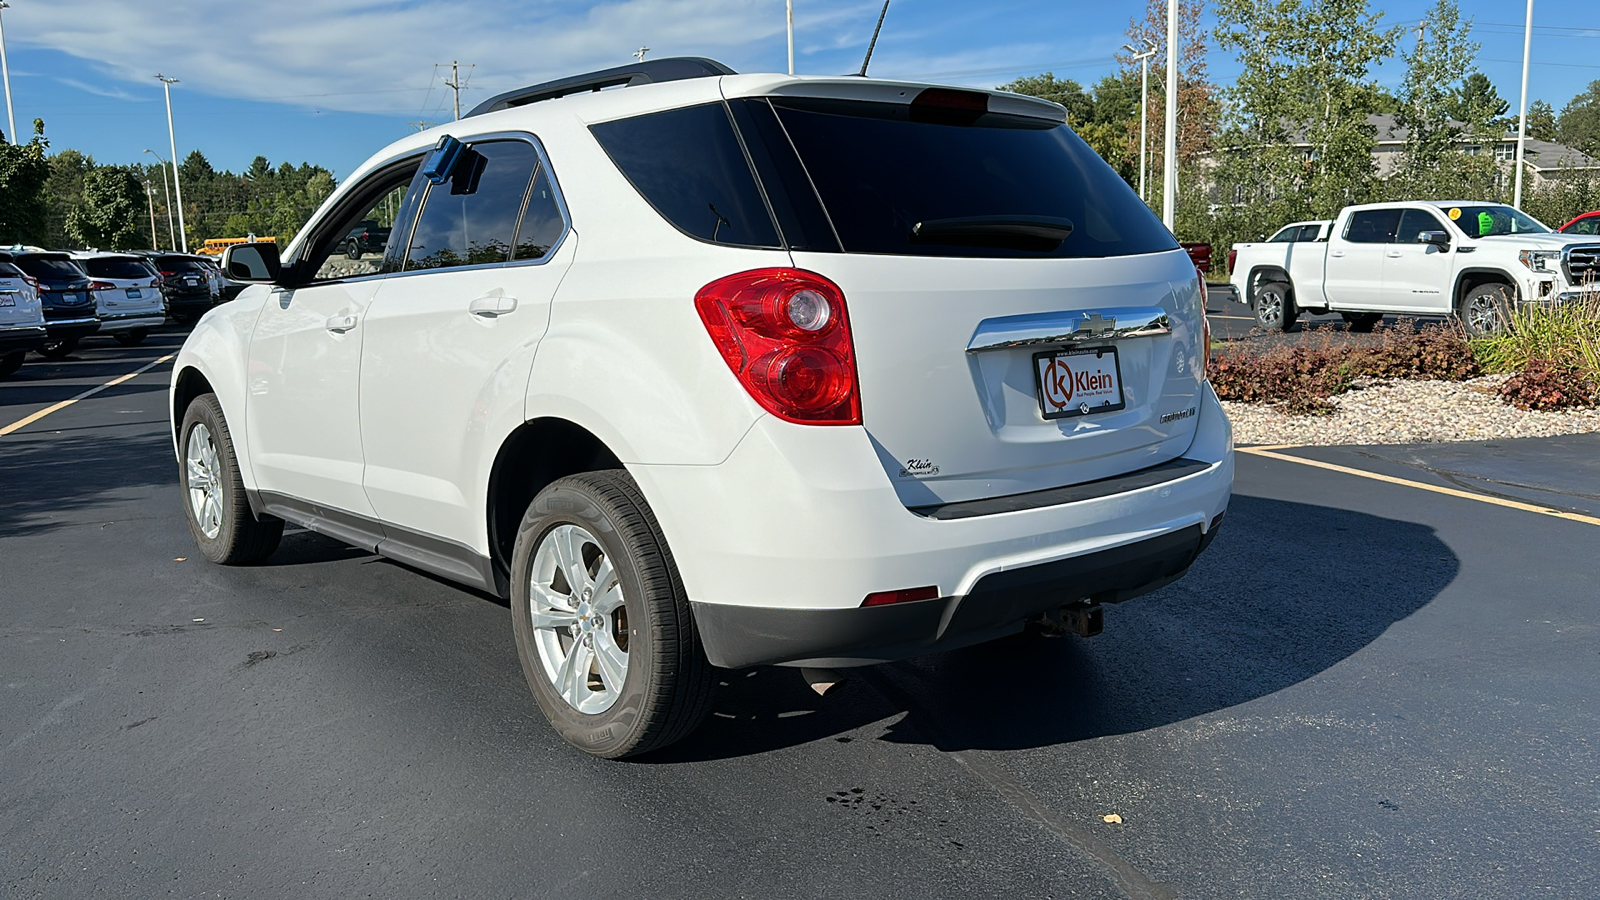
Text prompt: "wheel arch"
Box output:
[[486, 417, 625, 596], [1247, 265, 1292, 300], [1454, 268, 1520, 306]]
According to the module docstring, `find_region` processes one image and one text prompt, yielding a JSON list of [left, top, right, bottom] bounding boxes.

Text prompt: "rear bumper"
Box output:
[[633, 382, 1233, 669], [166, 292, 214, 313], [0, 324, 48, 354], [44, 317, 100, 342], [96, 312, 166, 332]]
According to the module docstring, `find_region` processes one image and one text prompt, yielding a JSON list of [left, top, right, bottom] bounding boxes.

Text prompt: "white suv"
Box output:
[[173, 58, 1233, 757], [68, 252, 168, 345]]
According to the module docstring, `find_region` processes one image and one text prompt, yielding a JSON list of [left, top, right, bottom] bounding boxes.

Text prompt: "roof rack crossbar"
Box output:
[[465, 57, 736, 118]]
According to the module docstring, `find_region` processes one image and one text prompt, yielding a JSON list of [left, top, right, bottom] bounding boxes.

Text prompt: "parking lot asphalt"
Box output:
[[3, 327, 1598, 899], [1203, 286, 1450, 343]]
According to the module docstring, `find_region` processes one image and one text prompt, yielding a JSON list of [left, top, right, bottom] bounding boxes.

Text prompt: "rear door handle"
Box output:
[[325, 314, 358, 333], [469, 294, 518, 318], [1330, 251, 1346, 258], [1385, 251, 1403, 258]]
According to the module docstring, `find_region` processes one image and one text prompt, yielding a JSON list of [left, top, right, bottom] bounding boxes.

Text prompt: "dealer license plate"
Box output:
[[126, 287, 142, 299], [0, 294, 14, 307], [1034, 346, 1126, 419]]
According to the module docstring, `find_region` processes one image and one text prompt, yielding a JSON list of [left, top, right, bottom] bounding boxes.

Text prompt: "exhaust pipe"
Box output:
[[1029, 602, 1103, 638], [800, 667, 848, 697]]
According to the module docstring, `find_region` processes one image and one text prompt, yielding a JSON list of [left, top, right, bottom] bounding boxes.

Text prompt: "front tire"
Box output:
[[179, 394, 284, 564], [38, 338, 79, 359], [1458, 284, 1511, 337], [345, 239, 362, 260], [510, 471, 714, 759], [1253, 280, 1297, 332]]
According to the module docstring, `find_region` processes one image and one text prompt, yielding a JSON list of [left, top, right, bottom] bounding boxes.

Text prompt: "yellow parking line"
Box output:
[[1237, 445, 1600, 528], [0, 354, 176, 437]]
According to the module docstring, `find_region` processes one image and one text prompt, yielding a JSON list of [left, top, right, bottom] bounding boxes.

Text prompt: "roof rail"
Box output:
[[465, 57, 737, 118]]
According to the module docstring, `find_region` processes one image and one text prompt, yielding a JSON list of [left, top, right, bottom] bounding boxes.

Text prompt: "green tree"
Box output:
[[1214, 0, 1402, 217], [1557, 80, 1600, 158], [1448, 72, 1510, 135], [0, 119, 51, 245], [66, 166, 146, 250], [1525, 100, 1557, 142], [997, 73, 1094, 125], [1397, 0, 1478, 174]]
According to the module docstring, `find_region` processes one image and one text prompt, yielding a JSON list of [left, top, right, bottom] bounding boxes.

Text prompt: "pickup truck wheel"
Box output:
[[179, 394, 284, 564], [1253, 281, 1297, 332], [1458, 284, 1511, 337], [0, 351, 23, 377], [1341, 312, 1382, 333], [345, 239, 361, 260], [510, 470, 714, 759]]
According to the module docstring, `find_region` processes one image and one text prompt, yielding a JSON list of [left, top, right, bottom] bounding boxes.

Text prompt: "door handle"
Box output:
[[1330, 251, 1346, 258], [1385, 251, 1403, 258], [469, 294, 518, 318], [325, 314, 358, 333]]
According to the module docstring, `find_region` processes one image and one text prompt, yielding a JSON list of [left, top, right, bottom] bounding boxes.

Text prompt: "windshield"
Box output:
[[1448, 205, 1550, 238], [765, 97, 1178, 259]]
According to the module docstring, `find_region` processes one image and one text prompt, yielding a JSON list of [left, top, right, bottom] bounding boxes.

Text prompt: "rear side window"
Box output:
[[16, 256, 85, 280], [514, 167, 565, 261], [590, 103, 781, 249], [765, 97, 1177, 259], [1344, 210, 1400, 244], [404, 140, 540, 271], [83, 258, 156, 280], [1395, 209, 1446, 244], [1268, 227, 1298, 243]]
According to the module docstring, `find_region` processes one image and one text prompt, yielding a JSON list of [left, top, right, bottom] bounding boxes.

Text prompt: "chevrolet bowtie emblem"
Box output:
[[1076, 313, 1116, 337]]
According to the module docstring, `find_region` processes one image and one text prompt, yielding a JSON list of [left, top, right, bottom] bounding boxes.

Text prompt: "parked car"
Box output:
[[140, 253, 219, 323], [1558, 211, 1600, 236], [1180, 242, 1212, 282], [343, 219, 392, 259], [0, 260, 48, 377], [68, 251, 168, 346], [1227, 202, 1600, 334], [0, 249, 99, 357], [179, 58, 1232, 758]]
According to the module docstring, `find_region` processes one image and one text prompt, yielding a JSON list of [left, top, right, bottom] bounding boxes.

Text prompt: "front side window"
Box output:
[[1394, 209, 1447, 244], [301, 159, 419, 283], [404, 140, 541, 271], [1344, 210, 1401, 244], [1566, 216, 1600, 236]]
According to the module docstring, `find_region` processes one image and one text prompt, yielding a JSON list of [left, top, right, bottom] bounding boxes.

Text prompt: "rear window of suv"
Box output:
[[155, 258, 206, 274], [14, 255, 86, 281], [82, 257, 157, 280]]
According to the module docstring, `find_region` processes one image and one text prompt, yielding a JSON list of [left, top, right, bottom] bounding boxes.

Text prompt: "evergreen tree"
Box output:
[[1557, 81, 1600, 158], [1448, 72, 1511, 135], [1525, 100, 1557, 142]]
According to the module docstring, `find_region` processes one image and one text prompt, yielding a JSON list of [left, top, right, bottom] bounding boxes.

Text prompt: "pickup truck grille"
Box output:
[[1565, 245, 1600, 285]]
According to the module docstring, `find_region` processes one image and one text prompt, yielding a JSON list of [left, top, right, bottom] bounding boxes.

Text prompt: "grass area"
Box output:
[[1470, 295, 1600, 410]]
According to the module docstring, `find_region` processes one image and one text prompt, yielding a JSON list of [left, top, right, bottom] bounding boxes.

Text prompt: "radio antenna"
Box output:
[[857, 0, 891, 77]]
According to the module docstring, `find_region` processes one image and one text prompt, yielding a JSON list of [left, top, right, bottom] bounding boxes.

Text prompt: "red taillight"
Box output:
[[695, 268, 861, 425], [87, 281, 116, 291], [862, 586, 939, 607], [160, 270, 178, 277], [21, 275, 39, 291], [1202, 314, 1212, 379], [1226, 249, 1237, 273]]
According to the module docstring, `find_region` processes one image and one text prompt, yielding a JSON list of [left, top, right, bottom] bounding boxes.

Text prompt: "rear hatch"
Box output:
[[80, 256, 165, 315], [14, 255, 95, 319], [0, 265, 45, 329], [731, 82, 1206, 506]]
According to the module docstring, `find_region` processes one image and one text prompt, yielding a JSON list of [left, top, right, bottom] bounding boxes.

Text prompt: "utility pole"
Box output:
[[1124, 41, 1157, 202], [145, 182, 159, 249], [440, 61, 474, 121], [1513, 0, 1533, 210], [408, 121, 436, 132], [0, 1, 16, 144], [787, 0, 795, 75], [1161, 0, 1178, 231], [145, 149, 177, 250], [155, 75, 188, 252]]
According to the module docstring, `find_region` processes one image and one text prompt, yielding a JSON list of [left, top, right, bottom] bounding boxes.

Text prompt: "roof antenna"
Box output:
[[856, 0, 891, 77]]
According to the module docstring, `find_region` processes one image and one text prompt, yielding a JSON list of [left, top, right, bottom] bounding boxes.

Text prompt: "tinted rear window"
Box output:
[[15, 256, 86, 281], [591, 103, 781, 249], [767, 97, 1178, 259], [156, 258, 206, 273], [83, 257, 156, 280]]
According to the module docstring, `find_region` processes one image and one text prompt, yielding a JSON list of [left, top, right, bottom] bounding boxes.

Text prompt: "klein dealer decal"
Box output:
[[1035, 347, 1125, 419]]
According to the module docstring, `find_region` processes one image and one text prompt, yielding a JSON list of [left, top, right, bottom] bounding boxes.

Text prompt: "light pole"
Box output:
[[787, 0, 795, 75], [1513, 0, 1533, 210], [155, 74, 188, 252], [145, 182, 158, 249], [0, 1, 17, 144], [144, 148, 176, 250], [1161, 0, 1178, 231], [1123, 41, 1157, 202]]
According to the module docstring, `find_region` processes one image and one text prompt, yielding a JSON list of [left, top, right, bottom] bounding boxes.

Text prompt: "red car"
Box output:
[[1558, 211, 1600, 235]]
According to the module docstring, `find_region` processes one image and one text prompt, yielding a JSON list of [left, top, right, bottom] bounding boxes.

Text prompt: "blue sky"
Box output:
[[2, 0, 1598, 180]]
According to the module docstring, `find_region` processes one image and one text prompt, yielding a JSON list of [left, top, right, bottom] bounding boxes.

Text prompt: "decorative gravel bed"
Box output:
[[1223, 375, 1600, 446]]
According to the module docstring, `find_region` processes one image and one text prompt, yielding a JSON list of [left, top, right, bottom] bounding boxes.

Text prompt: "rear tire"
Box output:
[[1457, 284, 1511, 337], [114, 329, 148, 346], [0, 351, 23, 377], [1252, 280, 1297, 332], [1341, 312, 1382, 333], [38, 338, 79, 359], [510, 470, 714, 759], [346, 239, 362, 260], [179, 394, 284, 564]]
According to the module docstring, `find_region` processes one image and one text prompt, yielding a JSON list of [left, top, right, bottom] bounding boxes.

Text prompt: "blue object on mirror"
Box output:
[[422, 135, 465, 184]]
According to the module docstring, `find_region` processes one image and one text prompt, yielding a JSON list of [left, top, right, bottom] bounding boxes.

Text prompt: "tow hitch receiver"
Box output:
[[1030, 602, 1104, 638]]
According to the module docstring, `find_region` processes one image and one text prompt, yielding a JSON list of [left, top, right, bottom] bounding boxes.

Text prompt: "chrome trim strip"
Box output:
[[43, 317, 99, 326], [966, 306, 1172, 353], [0, 324, 48, 335]]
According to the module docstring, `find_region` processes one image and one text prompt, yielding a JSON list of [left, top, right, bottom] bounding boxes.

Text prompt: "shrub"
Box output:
[[1498, 359, 1597, 411], [1355, 319, 1479, 380], [1470, 294, 1600, 384]]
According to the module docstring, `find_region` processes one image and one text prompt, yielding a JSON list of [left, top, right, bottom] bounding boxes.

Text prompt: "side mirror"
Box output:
[[222, 242, 282, 283], [1421, 231, 1451, 249]]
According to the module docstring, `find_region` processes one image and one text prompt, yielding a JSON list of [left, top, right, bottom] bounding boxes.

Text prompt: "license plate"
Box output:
[[1034, 346, 1126, 419], [0, 294, 14, 307], [127, 287, 142, 299]]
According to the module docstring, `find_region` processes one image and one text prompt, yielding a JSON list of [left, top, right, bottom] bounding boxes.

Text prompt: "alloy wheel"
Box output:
[[528, 524, 630, 715], [185, 423, 224, 540]]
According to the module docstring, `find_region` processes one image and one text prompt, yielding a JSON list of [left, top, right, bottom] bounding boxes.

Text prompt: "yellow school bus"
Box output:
[[197, 236, 277, 257]]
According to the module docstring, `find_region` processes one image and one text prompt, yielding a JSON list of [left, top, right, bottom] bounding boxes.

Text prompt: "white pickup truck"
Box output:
[[1227, 201, 1600, 335]]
